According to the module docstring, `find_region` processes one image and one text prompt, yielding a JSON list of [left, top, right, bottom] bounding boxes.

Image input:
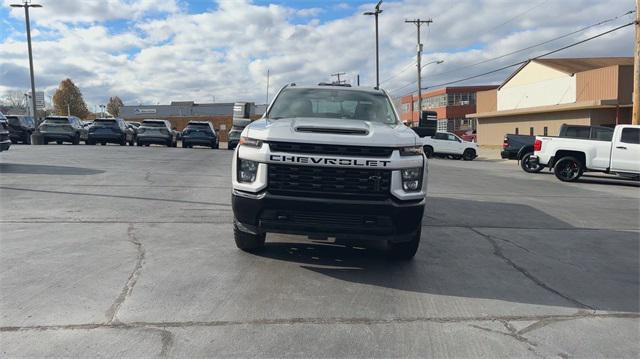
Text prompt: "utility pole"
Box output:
[[405, 18, 432, 124], [633, 0, 639, 125], [331, 72, 347, 84], [266, 69, 270, 104], [364, 1, 383, 88], [10, 1, 42, 123], [357, 74, 360, 86]]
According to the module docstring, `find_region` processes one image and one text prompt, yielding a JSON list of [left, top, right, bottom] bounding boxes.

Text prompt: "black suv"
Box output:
[[88, 118, 135, 145], [6, 115, 35, 144], [181, 121, 218, 148]]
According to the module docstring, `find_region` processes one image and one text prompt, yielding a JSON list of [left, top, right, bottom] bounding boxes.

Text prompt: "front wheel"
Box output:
[[554, 156, 583, 182], [24, 133, 32, 145], [387, 226, 421, 260], [423, 146, 434, 159], [520, 153, 544, 173], [72, 134, 80, 145], [462, 149, 476, 161], [234, 223, 266, 252]]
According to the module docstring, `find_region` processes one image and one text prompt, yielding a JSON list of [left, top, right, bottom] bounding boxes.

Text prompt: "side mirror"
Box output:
[[419, 111, 437, 137]]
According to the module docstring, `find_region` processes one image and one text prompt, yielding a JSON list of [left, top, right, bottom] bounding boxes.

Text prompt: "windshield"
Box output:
[[45, 118, 70, 124], [228, 131, 241, 140], [268, 88, 397, 124]]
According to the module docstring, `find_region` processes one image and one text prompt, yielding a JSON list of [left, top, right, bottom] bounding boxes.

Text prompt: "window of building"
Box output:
[[515, 128, 519, 135], [544, 127, 548, 136], [529, 127, 534, 136]]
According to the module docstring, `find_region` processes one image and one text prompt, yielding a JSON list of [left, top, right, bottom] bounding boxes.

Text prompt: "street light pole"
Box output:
[[364, 1, 383, 88], [10, 1, 42, 123]]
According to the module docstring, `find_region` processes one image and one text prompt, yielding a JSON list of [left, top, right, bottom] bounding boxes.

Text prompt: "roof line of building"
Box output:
[[467, 99, 630, 119]]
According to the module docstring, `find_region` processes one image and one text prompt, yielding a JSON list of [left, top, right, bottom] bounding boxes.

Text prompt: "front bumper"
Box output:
[[232, 190, 424, 243]]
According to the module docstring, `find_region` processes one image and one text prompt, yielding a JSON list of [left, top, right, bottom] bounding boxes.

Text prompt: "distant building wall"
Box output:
[[498, 64, 576, 111]]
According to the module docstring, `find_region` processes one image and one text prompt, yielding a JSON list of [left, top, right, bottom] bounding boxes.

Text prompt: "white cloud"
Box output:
[[0, 0, 634, 108]]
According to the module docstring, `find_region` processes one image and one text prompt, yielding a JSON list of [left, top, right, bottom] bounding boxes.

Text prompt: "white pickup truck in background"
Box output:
[[415, 131, 478, 160], [532, 125, 640, 182]]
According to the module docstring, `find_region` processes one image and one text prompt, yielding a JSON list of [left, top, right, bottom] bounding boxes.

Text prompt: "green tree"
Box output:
[[52, 78, 90, 119], [107, 96, 124, 117]]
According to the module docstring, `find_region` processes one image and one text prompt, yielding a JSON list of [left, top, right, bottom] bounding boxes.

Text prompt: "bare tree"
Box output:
[[1, 91, 28, 112]]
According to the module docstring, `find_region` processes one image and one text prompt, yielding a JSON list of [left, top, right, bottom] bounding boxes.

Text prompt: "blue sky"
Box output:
[[0, 0, 635, 107]]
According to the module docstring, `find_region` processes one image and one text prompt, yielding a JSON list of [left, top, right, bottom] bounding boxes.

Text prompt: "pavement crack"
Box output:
[[141, 326, 174, 358], [3, 312, 636, 332], [470, 228, 595, 310], [105, 223, 146, 324]]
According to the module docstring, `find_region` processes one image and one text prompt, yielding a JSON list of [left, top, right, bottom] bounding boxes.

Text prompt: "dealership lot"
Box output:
[[1, 145, 638, 358]]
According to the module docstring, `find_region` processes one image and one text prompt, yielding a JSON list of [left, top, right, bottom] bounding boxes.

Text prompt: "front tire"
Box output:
[[554, 156, 583, 182], [423, 146, 434, 159], [387, 226, 421, 260], [72, 134, 80, 145], [520, 152, 544, 173], [234, 224, 266, 252], [462, 148, 476, 161]]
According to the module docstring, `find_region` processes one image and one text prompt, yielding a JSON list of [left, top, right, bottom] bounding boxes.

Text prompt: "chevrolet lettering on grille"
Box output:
[[269, 154, 391, 167]]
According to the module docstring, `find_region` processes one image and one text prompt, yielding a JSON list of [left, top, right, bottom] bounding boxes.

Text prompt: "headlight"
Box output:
[[401, 167, 422, 192], [239, 136, 262, 148], [399, 146, 423, 156], [238, 159, 258, 183]]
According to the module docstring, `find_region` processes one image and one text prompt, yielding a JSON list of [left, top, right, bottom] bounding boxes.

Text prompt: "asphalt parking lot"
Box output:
[[1, 144, 639, 358]]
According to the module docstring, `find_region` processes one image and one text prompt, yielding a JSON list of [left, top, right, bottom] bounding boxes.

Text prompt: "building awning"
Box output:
[[466, 99, 630, 119]]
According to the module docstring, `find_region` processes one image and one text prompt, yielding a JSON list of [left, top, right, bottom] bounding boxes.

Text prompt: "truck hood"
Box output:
[[245, 117, 419, 147]]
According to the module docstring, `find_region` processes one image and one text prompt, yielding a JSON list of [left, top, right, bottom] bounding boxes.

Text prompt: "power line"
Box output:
[[482, 0, 549, 35], [420, 21, 634, 91], [379, 59, 416, 85], [388, 13, 634, 95], [430, 9, 635, 79]]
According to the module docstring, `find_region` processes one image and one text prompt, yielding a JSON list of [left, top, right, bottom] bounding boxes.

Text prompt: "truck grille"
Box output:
[[268, 142, 393, 157], [268, 164, 391, 199]]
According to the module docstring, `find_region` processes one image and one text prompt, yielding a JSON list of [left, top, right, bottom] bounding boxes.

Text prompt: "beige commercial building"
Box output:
[[467, 57, 634, 146]]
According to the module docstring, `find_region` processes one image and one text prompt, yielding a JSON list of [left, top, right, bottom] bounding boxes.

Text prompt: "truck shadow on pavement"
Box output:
[[0, 163, 105, 176], [255, 197, 639, 313]]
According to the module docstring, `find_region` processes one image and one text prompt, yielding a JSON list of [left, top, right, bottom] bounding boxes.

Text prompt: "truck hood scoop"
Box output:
[[293, 120, 369, 136]]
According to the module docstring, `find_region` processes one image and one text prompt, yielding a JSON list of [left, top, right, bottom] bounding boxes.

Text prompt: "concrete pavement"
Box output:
[[1, 144, 638, 358]]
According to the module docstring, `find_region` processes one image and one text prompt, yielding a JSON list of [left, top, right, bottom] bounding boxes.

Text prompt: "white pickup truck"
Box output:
[[531, 125, 639, 182], [417, 131, 478, 160]]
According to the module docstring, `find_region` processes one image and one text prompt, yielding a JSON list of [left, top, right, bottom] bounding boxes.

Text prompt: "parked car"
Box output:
[[418, 131, 478, 160], [182, 121, 218, 149], [0, 112, 11, 152], [87, 118, 135, 146], [38, 116, 88, 145], [136, 119, 177, 147], [531, 125, 639, 182], [6, 115, 35, 144], [227, 129, 241, 150]]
